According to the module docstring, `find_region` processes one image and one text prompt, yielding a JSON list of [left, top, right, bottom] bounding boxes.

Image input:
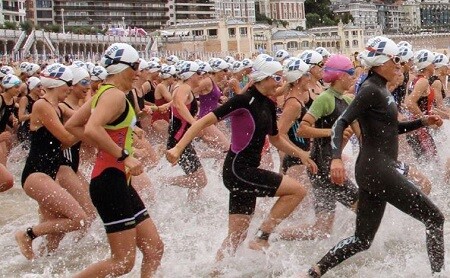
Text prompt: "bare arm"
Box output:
[[298, 113, 332, 138], [172, 85, 197, 125], [17, 96, 30, 123], [64, 100, 98, 146], [405, 78, 427, 117], [277, 98, 302, 149]]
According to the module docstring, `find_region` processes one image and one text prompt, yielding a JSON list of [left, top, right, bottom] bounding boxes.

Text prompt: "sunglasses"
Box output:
[[79, 78, 91, 86], [61, 79, 73, 87], [310, 61, 324, 68], [104, 55, 140, 71], [195, 71, 206, 76], [324, 67, 356, 76], [271, 75, 283, 83], [366, 47, 401, 65]]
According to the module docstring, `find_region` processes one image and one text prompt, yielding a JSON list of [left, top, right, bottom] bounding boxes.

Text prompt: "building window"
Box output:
[[352, 40, 358, 47], [240, 27, 247, 35], [208, 29, 217, 36], [287, 41, 298, 49], [193, 30, 203, 36], [228, 28, 236, 37]]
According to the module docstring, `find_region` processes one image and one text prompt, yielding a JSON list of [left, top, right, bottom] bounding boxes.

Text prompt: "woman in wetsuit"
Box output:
[[306, 36, 444, 277], [282, 55, 359, 241], [66, 43, 163, 277], [166, 54, 317, 266], [15, 64, 87, 260]]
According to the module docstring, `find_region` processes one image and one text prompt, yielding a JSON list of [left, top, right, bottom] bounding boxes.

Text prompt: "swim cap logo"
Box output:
[[288, 59, 302, 71], [104, 49, 124, 66], [48, 67, 66, 78], [91, 67, 104, 77], [242, 59, 251, 67], [434, 55, 443, 64], [367, 41, 387, 57], [399, 47, 409, 57], [418, 52, 428, 63], [301, 52, 313, 63]]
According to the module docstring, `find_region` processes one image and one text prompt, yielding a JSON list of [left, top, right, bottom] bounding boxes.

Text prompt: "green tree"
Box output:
[[306, 13, 322, 29], [295, 26, 304, 31], [20, 21, 34, 34], [3, 21, 17, 30]]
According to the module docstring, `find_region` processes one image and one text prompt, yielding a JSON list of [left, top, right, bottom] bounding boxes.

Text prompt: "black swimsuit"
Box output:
[[21, 99, 63, 185]]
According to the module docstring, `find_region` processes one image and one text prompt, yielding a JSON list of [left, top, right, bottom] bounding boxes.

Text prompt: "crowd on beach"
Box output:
[[0, 35, 449, 277]]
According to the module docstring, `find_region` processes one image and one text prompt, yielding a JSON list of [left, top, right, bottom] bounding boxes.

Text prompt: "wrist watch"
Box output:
[[117, 149, 130, 162]]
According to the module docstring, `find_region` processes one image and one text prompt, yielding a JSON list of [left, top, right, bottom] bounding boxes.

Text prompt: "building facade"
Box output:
[[25, 0, 53, 26], [53, 0, 169, 31], [2, 0, 26, 24], [256, 0, 306, 29], [166, 0, 215, 25], [216, 0, 256, 23], [333, 1, 378, 30]]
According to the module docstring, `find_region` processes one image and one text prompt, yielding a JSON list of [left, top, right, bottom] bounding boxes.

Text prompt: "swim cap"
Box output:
[[26, 76, 41, 90], [224, 56, 235, 64], [160, 65, 177, 79], [2, 74, 21, 89], [100, 43, 139, 74], [69, 64, 90, 85], [210, 58, 229, 73], [231, 61, 244, 73], [90, 66, 108, 81], [360, 36, 399, 68], [198, 62, 212, 73], [299, 50, 323, 66], [85, 62, 95, 73], [167, 55, 179, 65], [414, 49, 435, 71], [322, 54, 354, 83], [241, 58, 253, 68], [275, 49, 290, 62], [251, 54, 283, 82], [315, 47, 331, 58], [283, 58, 310, 83], [150, 56, 161, 63], [178, 61, 200, 80], [72, 60, 85, 68], [398, 46, 414, 63], [397, 41, 413, 50], [19, 62, 29, 73], [433, 53, 449, 69], [148, 61, 161, 73], [26, 63, 40, 77], [138, 58, 149, 71], [0, 66, 14, 78], [40, 63, 73, 88]]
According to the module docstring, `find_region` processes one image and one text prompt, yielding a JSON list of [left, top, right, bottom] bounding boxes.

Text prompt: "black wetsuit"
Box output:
[[0, 95, 15, 132], [21, 100, 63, 185], [392, 71, 409, 110], [314, 71, 444, 275], [213, 86, 282, 215]]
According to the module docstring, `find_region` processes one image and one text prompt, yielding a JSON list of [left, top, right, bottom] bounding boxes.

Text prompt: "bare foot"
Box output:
[[15, 231, 35, 260], [248, 238, 270, 251]]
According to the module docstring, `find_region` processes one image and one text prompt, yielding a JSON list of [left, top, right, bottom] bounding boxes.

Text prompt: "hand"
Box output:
[[0, 131, 11, 143], [133, 148, 149, 160], [219, 95, 228, 103], [158, 103, 170, 112], [330, 158, 346, 186], [166, 146, 183, 165], [11, 117, 18, 128], [133, 127, 144, 139], [343, 126, 354, 141], [124, 156, 143, 176], [423, 115, 443, 127], [301, 155, 318, 174]]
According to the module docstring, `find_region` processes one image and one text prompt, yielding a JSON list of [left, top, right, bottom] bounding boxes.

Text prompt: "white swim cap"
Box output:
[[315, 47, 331, 58], [251, 54, 283, 82], [166, 55, 179, 65], [85, 62, 95, 73], [231, 61, 244, 73], [241, 58, 253, 69], [0, 66, 14, 78], [26, 76, 41, 90], [275, 49, 290, 62], [69, 64, 90, 85], [150, 57, 161, 63], [101, 43, 140, 74], [210, 58, 229, 73], [433, 53, 449, 69], [299, 50, 323, 66], [40, 63, 73, 88], [2, 74, 21, 89], [138, 58, 149, 71], [198, 62, 212, 73], [147, 61, 161, 73], [178, 61, 200, 80], [414, 49, 435, 71], [90, 66, 108, 81], [360, 36, 399, 68], [397, 41, 413, 50], [283, 58, 310, 83], [160, 65, 177, 79], [26, 63, 41, 76], [19, 62, 29, 73], [398, 46, 414, 63], [224, 56, 235, 64]]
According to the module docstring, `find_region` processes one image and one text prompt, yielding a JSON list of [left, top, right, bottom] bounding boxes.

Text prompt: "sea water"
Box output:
[[1, 123, 450, 278]]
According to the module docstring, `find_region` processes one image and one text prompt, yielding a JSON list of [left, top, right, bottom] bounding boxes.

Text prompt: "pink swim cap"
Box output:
[[322, 54, 353, 83]]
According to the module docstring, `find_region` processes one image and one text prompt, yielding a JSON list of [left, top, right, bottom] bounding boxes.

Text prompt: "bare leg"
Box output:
[[408, 165, 432, 195], [0, 163, 13, 192], [249, 175, 306, 250], [136, 218, 164, 277], [215, 214, 252, 262], [74, 229, 137, 278]]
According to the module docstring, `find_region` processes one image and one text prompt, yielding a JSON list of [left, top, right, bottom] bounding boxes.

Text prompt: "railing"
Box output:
[[22, 30, 35, 55], [13, 31, 27, 53]]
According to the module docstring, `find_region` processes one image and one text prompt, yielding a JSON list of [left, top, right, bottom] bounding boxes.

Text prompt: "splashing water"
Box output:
[[1, 125, 450, 277]]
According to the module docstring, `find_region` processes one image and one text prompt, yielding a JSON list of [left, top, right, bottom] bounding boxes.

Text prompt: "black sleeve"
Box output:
[[398, 119, 424, 134], [331, 89, 374, 159], [212, 94, 247, 121]]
